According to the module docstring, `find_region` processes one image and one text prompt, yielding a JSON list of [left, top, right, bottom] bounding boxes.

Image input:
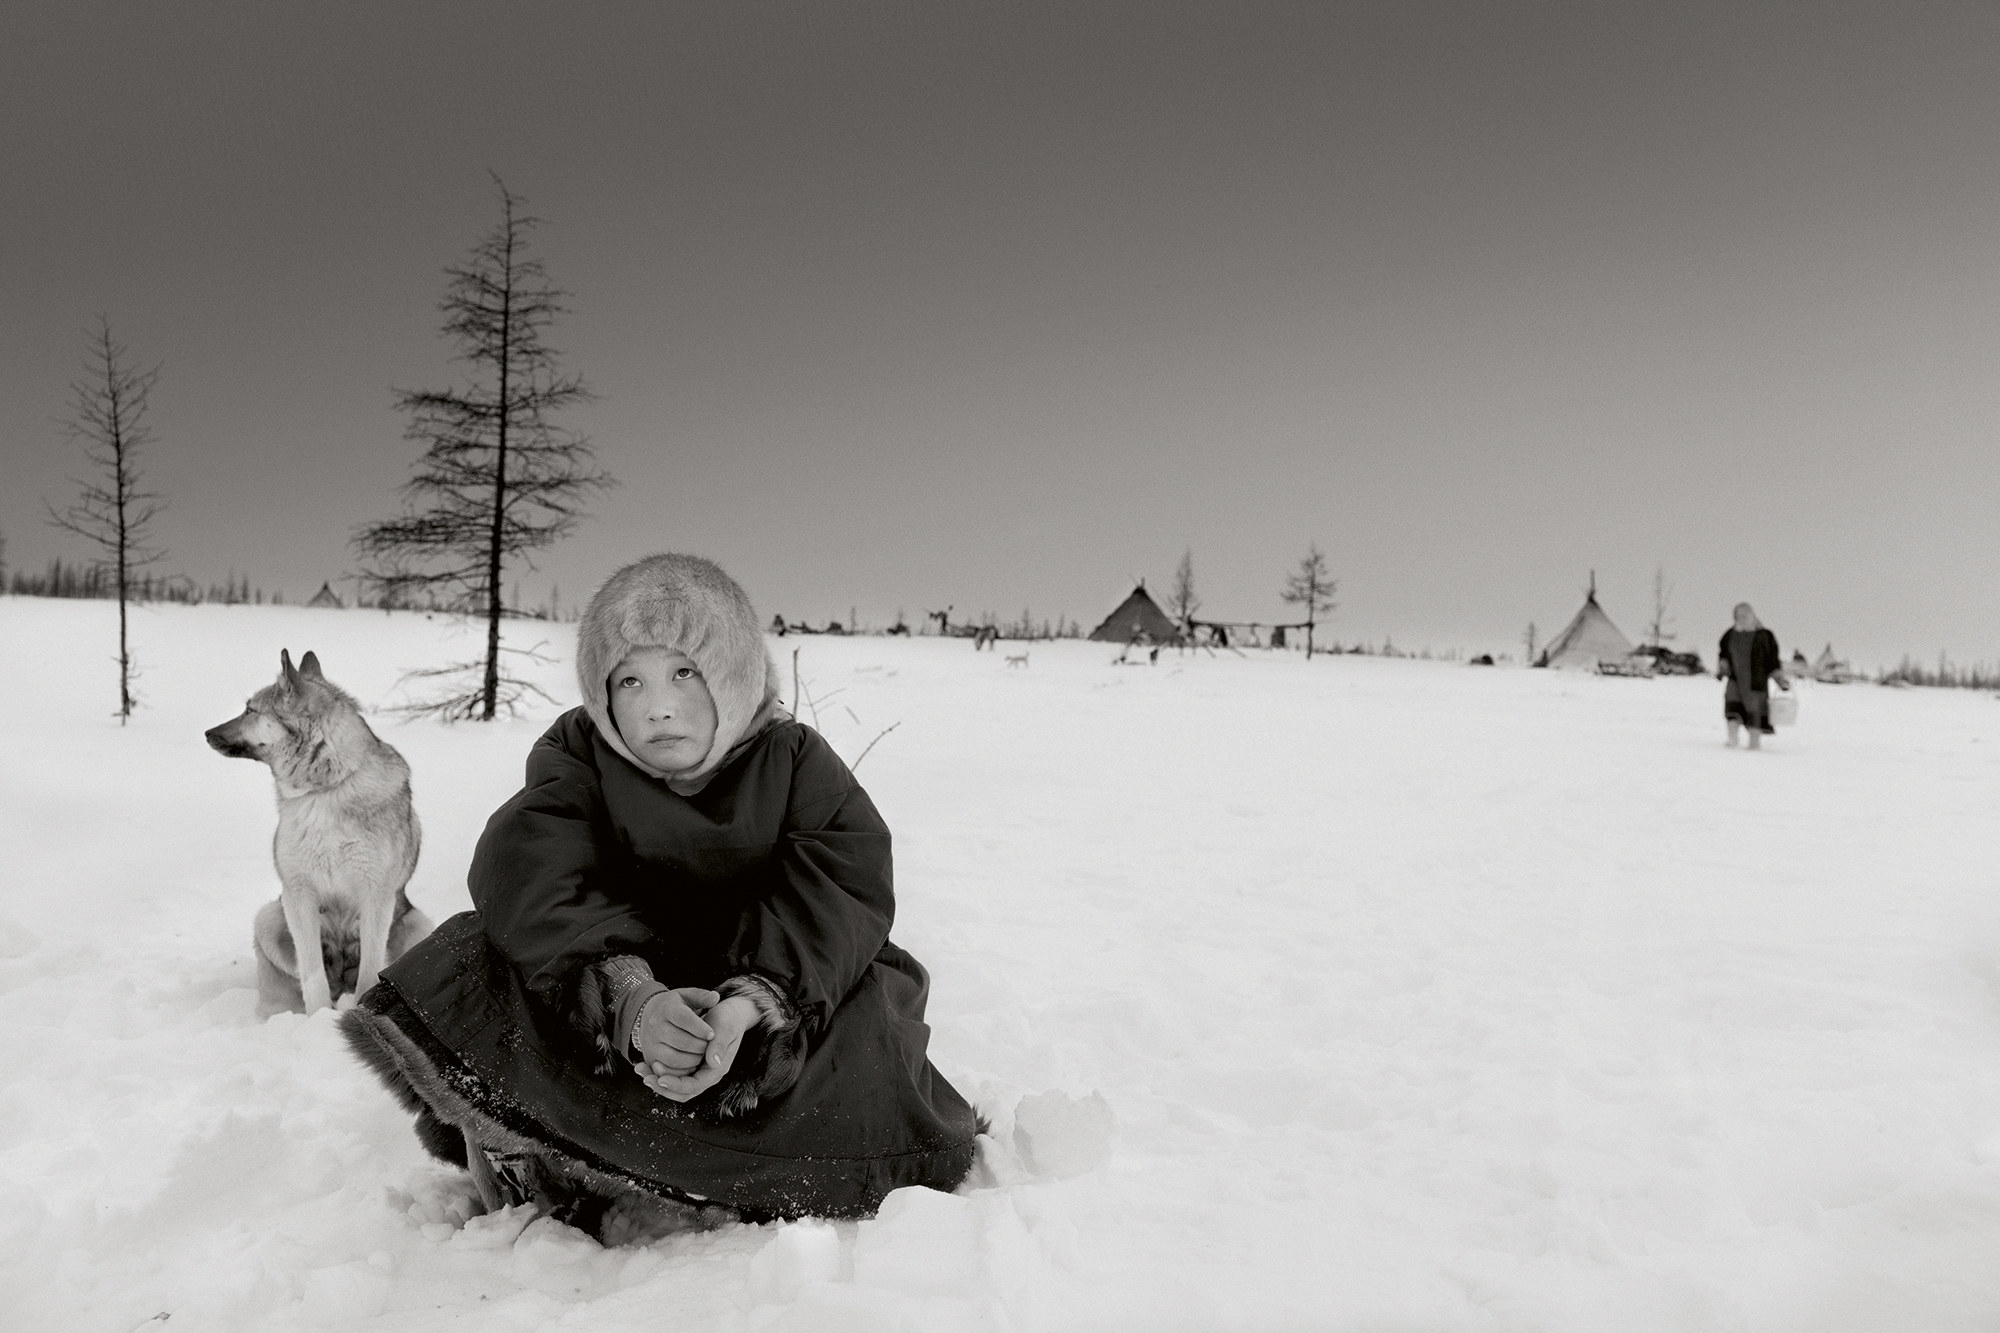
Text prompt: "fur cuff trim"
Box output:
[[709, 974, 807, 1119], [568, 956, 643, 1077], [531, 959, 808, 1114]]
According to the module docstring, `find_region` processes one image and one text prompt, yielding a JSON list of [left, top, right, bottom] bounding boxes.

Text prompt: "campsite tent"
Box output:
[[1087, 583, 1185, 645], [1536, 582, 1635, 670], [305, 582, 344, 609], [1812, 644, 1852, 683]]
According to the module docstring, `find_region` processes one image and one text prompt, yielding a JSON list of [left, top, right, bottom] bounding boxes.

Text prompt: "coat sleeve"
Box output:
[[723, 730, 894, 1041], [469, 726, 655, 1008]]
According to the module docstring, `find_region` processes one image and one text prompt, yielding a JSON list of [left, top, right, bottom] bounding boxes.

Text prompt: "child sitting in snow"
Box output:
[[341, 554, 979, 1238]]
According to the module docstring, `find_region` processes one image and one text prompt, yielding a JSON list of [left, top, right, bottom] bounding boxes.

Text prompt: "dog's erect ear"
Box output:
[[298, 651, 324, 682], [280, 648, 300, 688]]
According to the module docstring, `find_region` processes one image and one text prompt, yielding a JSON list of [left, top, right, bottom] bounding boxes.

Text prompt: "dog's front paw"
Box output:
[[334, 991, 361, 1012]]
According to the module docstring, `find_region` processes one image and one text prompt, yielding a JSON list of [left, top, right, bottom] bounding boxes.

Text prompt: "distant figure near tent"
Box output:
[[1718, 602, 1790, 749], [1536, 577, 1635, 670], [1087, 583, 1185, 646], [306, 582, 344, 609]]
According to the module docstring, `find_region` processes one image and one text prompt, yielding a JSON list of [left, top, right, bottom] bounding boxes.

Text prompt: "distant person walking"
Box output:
[[1718, 602, 1790, 749]]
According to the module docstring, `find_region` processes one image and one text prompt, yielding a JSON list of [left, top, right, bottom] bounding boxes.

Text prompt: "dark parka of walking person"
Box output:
[[1717, 601, 1791, 750], [340, 553, 981, 1242]]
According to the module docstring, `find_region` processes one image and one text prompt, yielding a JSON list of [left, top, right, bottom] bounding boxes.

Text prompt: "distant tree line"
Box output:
[[907, 607, 1087, 639], [342, 576, 578, 623], [5, 558, 284, 606], [1877, 653, 2000, 691], [986, 609, 1085, 640]]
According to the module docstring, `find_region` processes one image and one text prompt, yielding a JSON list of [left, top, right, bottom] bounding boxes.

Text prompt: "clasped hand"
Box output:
[[630, 987, 759, 1102]]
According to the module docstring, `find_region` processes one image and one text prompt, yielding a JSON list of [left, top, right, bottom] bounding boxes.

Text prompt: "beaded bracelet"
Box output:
[[628, 989, 664, 1061]]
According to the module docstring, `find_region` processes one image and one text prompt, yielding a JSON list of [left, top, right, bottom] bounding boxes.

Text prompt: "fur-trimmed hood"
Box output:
[[576, 554, 783, 792]]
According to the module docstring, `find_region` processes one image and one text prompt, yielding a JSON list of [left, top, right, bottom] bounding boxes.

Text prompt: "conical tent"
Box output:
[[306, 582, 344, 609], [1088, 583, 1184, 645], [1537, 586, 1634, 670], [1812, 644, 1848, 682]]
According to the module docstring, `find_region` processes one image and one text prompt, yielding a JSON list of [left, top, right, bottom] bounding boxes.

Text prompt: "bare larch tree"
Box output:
[[1279, 543, 1339, 660], [1168, 548, 1201, 642], [355, 179, 611, 720], [1646, 565, 1677, 649], [47, 317, 166, 723]]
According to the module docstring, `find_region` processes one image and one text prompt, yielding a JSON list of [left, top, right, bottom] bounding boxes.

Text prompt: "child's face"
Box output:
[[608, 647, 718, 773]]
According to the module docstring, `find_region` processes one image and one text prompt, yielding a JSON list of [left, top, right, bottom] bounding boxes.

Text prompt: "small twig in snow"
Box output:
[[851, 721, 900, 771]]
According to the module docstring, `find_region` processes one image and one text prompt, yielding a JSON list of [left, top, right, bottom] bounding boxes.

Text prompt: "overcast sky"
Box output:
[[5, 1, 1998, 667]]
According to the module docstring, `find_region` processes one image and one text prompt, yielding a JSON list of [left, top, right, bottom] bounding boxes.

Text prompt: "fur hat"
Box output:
[[576, 554, 782, 788]]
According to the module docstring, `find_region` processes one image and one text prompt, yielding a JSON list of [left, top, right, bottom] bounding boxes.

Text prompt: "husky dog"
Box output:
[[206, 650, 432, 1016]]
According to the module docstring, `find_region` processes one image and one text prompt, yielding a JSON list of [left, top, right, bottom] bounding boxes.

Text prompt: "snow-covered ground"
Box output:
[[4, 595, 1999, 1331]]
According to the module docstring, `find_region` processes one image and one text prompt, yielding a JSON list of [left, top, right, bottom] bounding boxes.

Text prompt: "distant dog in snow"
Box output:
[[205, 650, 432, 1016], [1005, 652, 1029, 668]]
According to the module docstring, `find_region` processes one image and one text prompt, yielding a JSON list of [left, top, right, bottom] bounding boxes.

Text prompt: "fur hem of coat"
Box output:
[[356, 913, 985, 1219], [338, 998, 758, 1230]]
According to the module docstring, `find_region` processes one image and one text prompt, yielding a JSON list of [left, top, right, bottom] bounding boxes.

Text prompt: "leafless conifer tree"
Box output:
[[354, 178, 612, 720], [1279, 543, 1339, 660], [1169, 548, 1201, 640], [1646, 565, 1677, 649], [1523, 621, 1538, 665], [46, 317, 166, 722]]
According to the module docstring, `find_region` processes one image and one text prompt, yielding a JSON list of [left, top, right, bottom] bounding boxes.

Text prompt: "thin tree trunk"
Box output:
[[483, 219, 514, 722], [117, 566, 130, 720], [110, 353, 132, 723]]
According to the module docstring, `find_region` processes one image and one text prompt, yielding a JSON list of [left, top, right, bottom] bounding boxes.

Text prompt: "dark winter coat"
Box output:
[[1718, 626, 1783, 692], [355, 708, 979, 1219]]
